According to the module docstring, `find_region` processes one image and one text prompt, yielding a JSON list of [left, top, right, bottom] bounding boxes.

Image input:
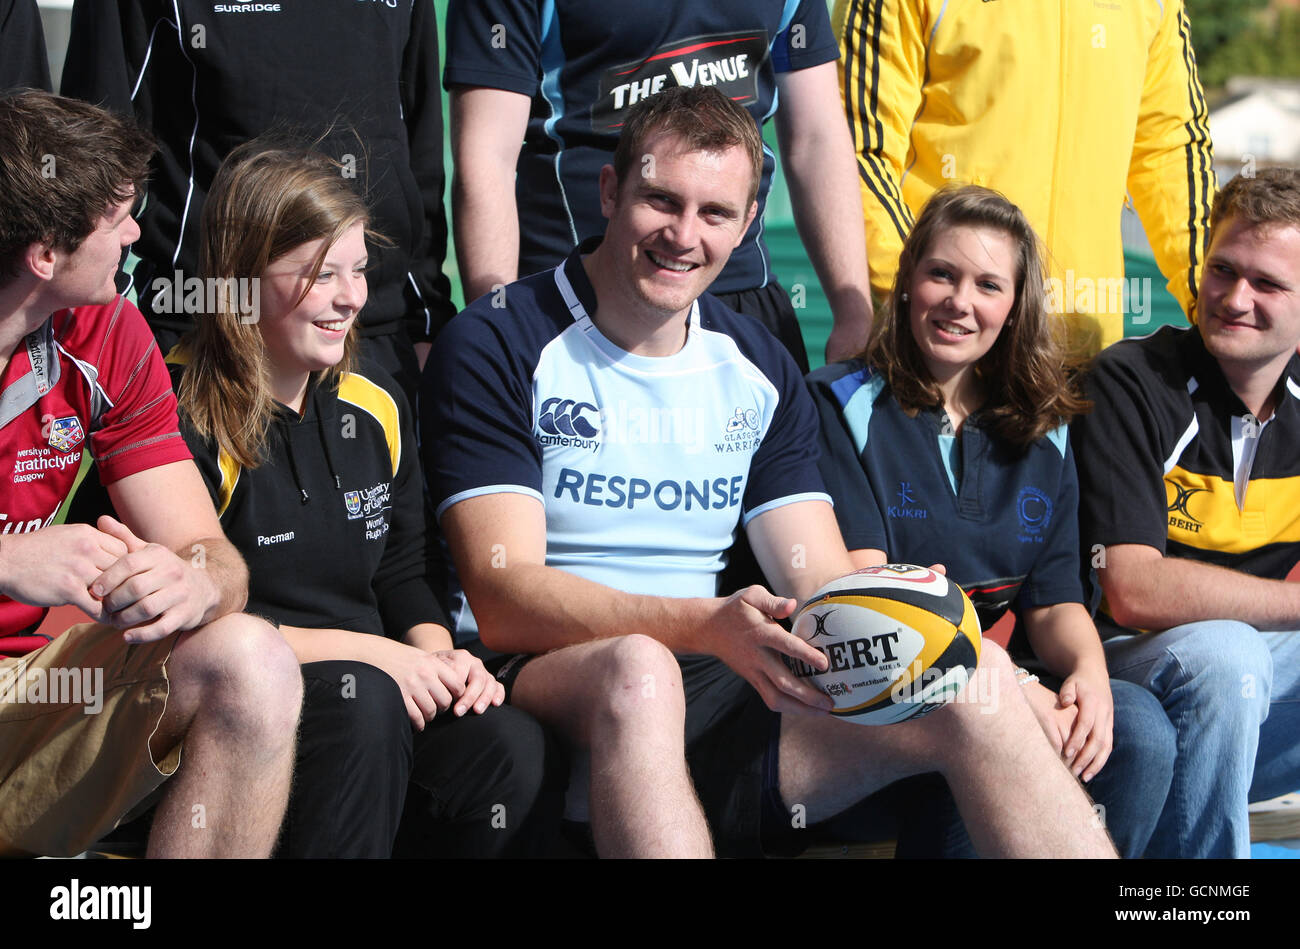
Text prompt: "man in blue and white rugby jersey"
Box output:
[[423, 85, 1115, 859]]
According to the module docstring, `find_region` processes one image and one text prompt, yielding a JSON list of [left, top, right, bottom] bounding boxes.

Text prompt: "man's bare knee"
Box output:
[[593, 633, 685, 720], [908, 640, 1034, 764], [169, 613, 302, 737], [514, 634, 685, 748]]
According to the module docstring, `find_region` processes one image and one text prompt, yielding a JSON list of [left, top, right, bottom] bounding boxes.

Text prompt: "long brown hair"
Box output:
[[864, 185, 1089, 451], [177, 138, 373, 467]]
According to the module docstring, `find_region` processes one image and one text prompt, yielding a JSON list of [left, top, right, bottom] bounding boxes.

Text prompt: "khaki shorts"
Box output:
[[0, 623, 180, 856]]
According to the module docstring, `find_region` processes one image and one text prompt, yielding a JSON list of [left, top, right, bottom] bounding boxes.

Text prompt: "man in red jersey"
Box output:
[[0, 90, 301, 857]]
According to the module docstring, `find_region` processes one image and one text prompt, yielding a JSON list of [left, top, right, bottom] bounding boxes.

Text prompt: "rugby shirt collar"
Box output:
[[0, 316, 60, 430], [556, 236, 702, 336], [1182, 324, 1300, 417]]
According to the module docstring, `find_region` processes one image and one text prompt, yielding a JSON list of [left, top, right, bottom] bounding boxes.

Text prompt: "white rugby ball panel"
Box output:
[[789, 564, 983, 725]]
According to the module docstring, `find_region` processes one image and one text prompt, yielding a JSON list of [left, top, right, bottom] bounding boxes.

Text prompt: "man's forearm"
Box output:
[[774, 63, 873, 321], [452, 166, 521, 305], [784, 142, 873, 327], [467, 560, 720, 656], [183, 535, 248, 625], [449, 86, 531, 303], [1103, 555, 1300, 632]]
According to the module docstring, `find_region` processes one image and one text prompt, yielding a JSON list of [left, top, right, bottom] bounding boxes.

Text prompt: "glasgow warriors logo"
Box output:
[[725, 408, 759, 433]]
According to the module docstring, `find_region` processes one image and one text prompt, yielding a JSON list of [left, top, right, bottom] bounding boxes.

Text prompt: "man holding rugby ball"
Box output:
[[423, 85, 1115, 859]]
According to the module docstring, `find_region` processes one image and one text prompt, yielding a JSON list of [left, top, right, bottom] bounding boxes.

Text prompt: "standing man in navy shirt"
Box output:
[[444, 0, 873, 371], [423, 86, 1115, 859], [61, 0, 455, 401]]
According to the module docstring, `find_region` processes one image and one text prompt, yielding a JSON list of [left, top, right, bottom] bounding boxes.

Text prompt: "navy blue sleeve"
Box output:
[[737, 330, 830, 524], [421, 309, 544, 519], [806, 364, 889, 553], [1017, 433, 1087, 611], [772, 0, 839, 72], [0, 0, 51, 92], [444, 0, 542, 95]]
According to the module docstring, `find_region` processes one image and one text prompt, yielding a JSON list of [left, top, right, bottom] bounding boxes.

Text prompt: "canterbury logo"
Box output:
[[538, 398, 600, 438], [1167, 483, 1208, 523]]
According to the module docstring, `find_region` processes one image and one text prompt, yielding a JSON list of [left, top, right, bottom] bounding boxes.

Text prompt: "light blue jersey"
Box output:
[[424, 245, 830, 637]]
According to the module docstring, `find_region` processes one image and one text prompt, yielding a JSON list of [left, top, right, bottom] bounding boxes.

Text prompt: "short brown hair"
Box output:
[[864, 185, 1089, 451], [1210, 167, 1300, 236], [0, 90, 153, 283], [612, 85, 763, 206]]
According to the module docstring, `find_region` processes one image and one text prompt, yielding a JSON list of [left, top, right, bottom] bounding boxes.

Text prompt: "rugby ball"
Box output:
[[789, 564, 982, 725]]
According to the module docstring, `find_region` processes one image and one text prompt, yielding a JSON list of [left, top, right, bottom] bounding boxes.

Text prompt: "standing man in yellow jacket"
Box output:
[[836, 0, 1216, 354]]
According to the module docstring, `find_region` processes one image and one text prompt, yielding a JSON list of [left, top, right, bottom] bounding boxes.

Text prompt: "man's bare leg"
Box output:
[[779, 641, 1116, 858], [511, 634, 711, 857], [145, 614, 302, 857]]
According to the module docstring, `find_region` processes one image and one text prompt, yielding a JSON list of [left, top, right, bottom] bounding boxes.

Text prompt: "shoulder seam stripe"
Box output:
[[338, 373, 401, 475], [1163, 414, 1199, 475], [216, 446, 240, 517]]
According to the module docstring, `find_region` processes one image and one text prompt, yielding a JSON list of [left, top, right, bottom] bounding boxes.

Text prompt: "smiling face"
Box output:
[[907, 224, 1019, 389], [257, 220, 367, 406], [52, 192, 139, 307], [1197, 215, 1300, 380], [593, 130, 757, 332]]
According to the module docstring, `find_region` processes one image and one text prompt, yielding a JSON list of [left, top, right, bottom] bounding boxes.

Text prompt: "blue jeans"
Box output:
[[892, 679, 1176, 858], [1104, 621, 1300, 858]]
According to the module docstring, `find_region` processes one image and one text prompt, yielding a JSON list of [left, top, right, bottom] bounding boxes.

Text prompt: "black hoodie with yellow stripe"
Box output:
[[170, 358, 447, 639]]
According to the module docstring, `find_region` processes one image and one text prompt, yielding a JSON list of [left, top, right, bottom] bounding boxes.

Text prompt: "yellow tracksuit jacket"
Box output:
[[836, 0, 1216, 353]]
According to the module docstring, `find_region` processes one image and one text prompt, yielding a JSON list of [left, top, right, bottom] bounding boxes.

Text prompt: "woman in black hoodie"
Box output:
[[170, 139, 551, 858]]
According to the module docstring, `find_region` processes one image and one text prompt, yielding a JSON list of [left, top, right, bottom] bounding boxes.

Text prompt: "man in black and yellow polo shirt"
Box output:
[[1074, 168, 1300, 859]]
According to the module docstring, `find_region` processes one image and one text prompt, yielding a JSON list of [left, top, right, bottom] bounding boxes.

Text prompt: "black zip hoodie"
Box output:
[[171, 357, 448, 638]]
